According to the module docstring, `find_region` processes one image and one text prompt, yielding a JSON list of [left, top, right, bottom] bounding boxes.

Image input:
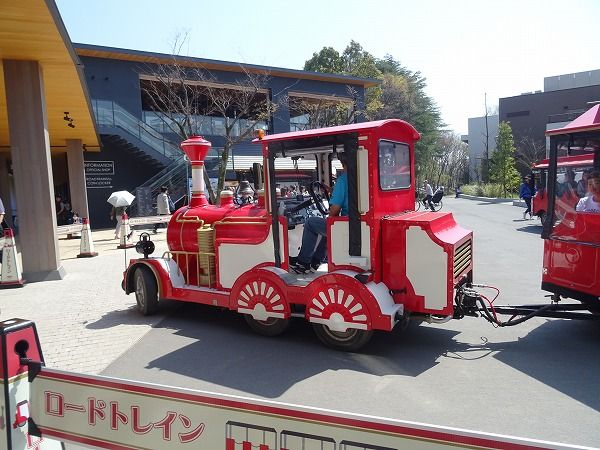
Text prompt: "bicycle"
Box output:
[[414, 188, 424, 211], [415, 191, 444, 212]]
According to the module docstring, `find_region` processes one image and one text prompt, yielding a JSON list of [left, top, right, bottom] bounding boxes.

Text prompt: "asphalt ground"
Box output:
[[99, 197, 600, 448], [0, 226, 173, 374]]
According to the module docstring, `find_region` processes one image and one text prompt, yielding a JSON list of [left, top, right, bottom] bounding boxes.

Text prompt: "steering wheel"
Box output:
[[309, 181, 330, 215], [233, 185, 255, 206]]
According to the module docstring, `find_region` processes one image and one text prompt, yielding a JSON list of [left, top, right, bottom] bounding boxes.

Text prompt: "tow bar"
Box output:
[[455, 284, 600, 326]]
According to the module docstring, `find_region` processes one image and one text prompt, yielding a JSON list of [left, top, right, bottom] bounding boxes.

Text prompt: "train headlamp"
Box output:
[[135, 232, 155, 258]]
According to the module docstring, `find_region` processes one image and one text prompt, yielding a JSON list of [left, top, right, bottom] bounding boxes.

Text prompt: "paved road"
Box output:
[[0, 227, 173, 374], [98, 199, 597, 447]]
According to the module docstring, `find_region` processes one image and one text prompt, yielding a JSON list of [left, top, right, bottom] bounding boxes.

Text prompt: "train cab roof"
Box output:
[[546, 104, 600, 136], [253, 119, 420, 157]]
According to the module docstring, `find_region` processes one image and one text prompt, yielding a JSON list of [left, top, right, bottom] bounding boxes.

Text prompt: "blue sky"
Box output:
[[56, 0, 599, 134]]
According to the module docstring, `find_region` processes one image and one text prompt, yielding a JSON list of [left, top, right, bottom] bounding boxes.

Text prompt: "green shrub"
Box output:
[[460, 183, 517, 198], [461, 184, 484, 196]]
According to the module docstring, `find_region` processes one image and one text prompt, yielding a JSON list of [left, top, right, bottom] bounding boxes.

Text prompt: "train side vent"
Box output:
[[453, 239, 472, 279]]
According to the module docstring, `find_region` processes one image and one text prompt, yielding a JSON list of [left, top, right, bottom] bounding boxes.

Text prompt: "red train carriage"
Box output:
[[542, 105, 600, 310], [122, 119, 474, 350]]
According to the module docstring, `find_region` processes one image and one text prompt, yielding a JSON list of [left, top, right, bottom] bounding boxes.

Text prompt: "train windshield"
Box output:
[[544, 134, 600, 246]]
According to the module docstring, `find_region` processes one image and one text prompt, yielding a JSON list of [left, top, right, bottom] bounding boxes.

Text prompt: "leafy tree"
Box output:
[[373, 58, 442, 178], [303, 44, 443, 179], [304, 47, 344, 74], [304, 41, 382, 119], [490, 122, 521, 197], [341, 41, 382, 80]]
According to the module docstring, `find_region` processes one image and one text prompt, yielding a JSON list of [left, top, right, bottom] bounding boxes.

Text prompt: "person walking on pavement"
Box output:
[[154, 186, 171, 233], [110, 205, 127, 239], [519, 174, 536, 220], [422, 180, 434, 210]]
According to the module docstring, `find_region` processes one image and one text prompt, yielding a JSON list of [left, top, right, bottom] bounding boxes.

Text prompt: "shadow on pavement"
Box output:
[[121, 303, 461, 397], [113, 304, 600, 409], [490, 319, 600, 412], [475, 201, 513, 206], [85, 300, 181, 329], [515, 224, 542, 234]]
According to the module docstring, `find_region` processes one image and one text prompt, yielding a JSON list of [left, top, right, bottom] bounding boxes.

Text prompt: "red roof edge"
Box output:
[[546, 104, 600, 136], [252, 119, 421, 144]]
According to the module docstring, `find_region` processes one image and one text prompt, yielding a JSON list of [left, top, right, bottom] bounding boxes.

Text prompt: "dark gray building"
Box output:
[[499, 69, 600, 173], [68, 44, 377, 228]]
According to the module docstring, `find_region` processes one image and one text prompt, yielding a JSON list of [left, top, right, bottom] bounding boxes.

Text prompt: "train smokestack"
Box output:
[[180, 136, 212, 207]]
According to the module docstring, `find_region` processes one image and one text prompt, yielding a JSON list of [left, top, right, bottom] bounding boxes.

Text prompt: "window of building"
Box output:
[[506, 110, 530, 118], [139, 78, 268, 137], [288, 93, 354, 131]]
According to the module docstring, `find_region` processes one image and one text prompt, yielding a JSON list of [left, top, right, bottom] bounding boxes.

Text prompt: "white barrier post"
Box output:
[[0, 319, 63, 449], [0, 228, 25, 288], [77, 218, 98, 258]]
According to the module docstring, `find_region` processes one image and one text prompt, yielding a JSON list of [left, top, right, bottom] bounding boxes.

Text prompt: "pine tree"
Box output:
[[490, 122, 521, 197]]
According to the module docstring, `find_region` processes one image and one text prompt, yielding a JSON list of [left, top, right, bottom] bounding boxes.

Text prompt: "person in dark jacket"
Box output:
[[519, 175, 536, 220]]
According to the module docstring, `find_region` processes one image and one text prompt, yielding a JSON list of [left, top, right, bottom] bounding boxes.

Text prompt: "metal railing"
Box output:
[[128, 157, 190, 217], [92, 99, 182, 160], [142, 111, 266, 138]]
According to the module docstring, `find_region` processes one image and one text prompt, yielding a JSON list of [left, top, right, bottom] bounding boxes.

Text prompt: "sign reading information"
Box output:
[[85, 161, 114, 189]]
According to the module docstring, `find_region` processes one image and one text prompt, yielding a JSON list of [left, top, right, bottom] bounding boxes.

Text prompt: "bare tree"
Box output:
[[428, 131, 468, 189], [286, 85, 360, 130], [515, 134, 546, 173], [140, 38, 276, 203]]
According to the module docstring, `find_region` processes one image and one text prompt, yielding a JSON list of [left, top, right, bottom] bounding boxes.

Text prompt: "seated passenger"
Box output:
[[576, 170, 591, 197], [575, 170, 600, 213], [559, 169, 578, 197], [290, 153, 348, 274]]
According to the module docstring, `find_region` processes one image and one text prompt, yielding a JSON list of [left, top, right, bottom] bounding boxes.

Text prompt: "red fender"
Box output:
[[124, 259, 174, 299], [304, 273, 391, 332], [229, 268, 291, 321]]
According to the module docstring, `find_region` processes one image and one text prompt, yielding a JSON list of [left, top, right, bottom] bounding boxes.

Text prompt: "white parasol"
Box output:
[[107, 190, 135, 207]]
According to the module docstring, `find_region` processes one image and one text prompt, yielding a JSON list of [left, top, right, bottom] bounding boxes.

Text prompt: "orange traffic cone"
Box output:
[[117, 213, 134, 249], [77, 218, 98, 258], [0, 228, 25, 288]]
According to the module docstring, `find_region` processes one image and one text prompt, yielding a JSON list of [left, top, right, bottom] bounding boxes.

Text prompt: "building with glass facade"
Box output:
[[71, 44, 378, 227]]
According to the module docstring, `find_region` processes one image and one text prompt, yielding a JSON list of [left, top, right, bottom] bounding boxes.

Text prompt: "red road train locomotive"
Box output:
[[122, 119, 474, 350]]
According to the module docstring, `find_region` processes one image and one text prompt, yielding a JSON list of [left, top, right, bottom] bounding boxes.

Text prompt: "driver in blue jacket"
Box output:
[[290, 153, 348, 274]]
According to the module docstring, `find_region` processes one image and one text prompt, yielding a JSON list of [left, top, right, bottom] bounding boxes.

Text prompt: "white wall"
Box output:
[[467, 115, 499, 181]]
